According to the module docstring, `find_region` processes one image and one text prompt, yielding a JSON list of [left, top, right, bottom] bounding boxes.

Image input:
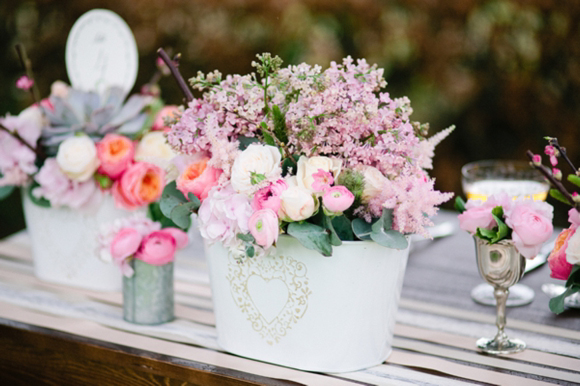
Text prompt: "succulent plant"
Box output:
[[40, 87, 153, 156]]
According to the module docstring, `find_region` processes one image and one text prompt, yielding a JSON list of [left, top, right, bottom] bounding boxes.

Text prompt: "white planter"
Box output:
[[22, 193, 138, 292], [206, 235, 410, 373]]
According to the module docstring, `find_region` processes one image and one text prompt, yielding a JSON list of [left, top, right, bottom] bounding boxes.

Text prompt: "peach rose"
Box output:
[[176, 157, 222, 201], [548, 228, 575, 280], [96, 133, 135, 179], [112, 162, 164, 210], [152, 106, 180, 132]]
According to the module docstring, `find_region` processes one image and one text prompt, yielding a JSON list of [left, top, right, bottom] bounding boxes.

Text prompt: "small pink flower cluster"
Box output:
[[99, 214, 188, 276], [458, 193, 554, 259]]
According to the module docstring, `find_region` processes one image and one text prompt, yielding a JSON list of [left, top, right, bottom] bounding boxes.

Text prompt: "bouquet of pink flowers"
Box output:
[[456, 193, 554, 259], [528, 138, 580, 313], [98, 213, 188, 276], [0, 74, 180, 211], [159, 53, 454, 259]]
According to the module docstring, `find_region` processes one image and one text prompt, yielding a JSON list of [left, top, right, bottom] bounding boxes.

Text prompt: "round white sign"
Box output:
[[65, 9, 138, 97]]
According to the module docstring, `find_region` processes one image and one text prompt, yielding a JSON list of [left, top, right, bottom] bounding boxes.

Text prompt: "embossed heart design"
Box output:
[[247, 275, 289, 324]]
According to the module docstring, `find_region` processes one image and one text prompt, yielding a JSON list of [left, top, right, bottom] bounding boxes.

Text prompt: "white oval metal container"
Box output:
[[22, 194, 137, 292], [206, 235, 410, 373]]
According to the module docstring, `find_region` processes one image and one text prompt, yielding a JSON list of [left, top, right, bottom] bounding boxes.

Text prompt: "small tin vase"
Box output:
[[123, 259, 174, 325]]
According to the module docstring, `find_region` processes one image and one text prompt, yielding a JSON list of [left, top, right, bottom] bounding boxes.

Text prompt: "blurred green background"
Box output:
[[1, 0, 580, 237]]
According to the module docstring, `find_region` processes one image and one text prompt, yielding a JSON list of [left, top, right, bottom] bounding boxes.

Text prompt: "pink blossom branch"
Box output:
[[15, 44, 40, 104], [156, 48, 193, 102], [526, 150, 580, 209], [0, 123, 38, 154], [548, 137, 578, 175]]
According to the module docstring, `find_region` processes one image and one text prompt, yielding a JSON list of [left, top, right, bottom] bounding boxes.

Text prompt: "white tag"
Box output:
[[65, 9, 138, 98]]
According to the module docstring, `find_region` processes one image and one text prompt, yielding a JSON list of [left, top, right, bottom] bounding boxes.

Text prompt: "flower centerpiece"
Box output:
[[157, 51, 454, 372], [98, 213, 188, 325], [0, 53, 180, 291], [527, 138, 580, 314]]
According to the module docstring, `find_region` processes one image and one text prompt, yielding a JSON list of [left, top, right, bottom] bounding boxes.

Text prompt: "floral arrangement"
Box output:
[[527, 138, 580, 314], [0, 57, 180, 212], [159, 52, 454, 259], [456, 192, 554, 259], [98, 213, 188, 276]]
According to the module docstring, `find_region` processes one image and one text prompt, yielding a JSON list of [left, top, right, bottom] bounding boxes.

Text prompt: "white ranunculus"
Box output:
[[565, 230, 580, 265], [279, 186, 317, 221], [361, 166, 388, 203], [296, 156, 342, 194], [135, 131, 177, 170], [56, 135, 100, 182], [230, 144, 282, 195]]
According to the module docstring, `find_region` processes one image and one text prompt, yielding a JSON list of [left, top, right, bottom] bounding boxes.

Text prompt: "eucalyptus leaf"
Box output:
[[287, 222, 332, 256], [352, 218, 373, 241], [370, 213, 408, 249], [331, 215, 354, 241], [246, 245, 255, 258], [322, 214, 342, 246], [27, 183, 51, 208], [549, 286, 580, 314], [237, 233, 255, 243], [237, 136, 260, 151], [170, 203, 194, 229], [565, 265, 580, 288], [0, 185, 15, 200]]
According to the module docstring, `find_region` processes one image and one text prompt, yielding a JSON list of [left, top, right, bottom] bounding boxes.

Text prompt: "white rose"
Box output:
[[50, 80, 70, 98], [135, 131, 177, 170], [296, 156, 342, 194], [565, 230, 580, 265], [279, 186, 317, 221], [231, 144, 282, 195], [361, 166, 388, 203], [56, 135, 100, 182]]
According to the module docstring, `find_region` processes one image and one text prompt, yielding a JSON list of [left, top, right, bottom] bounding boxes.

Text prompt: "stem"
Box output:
[[15, 44, 40, 105], [156, 48, 193, 102], [549, 138, 577, 174], [526, 150, 580, 209], [0, 123, 38, 155]]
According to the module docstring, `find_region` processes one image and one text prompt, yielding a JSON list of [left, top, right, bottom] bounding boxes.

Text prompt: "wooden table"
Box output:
[[0, 211, 579, 385]]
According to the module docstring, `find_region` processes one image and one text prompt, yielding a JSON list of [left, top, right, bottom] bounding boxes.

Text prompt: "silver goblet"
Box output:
[[473, 237, 526, 354]]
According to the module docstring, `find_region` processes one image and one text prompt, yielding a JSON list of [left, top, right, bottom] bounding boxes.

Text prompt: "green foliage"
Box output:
[[331, 215, 354, 241], [336, 169, 365, 216], [475, 206, 510, 244], [454, 196, 466, 213], [287, 221, 332, 256], [351, 218, 373, 240], [148, 202, 180, 229], [281, 154, 300, 176], [95, 173, 113, 190], [549, 285, 580, 315], [549, 188, 572, 205], [0, 185, 15, 201], [567, 174, 580, 188], [237, 233, 256, 257], [237, 136, 261, 151], [26, 182, 50, 208], [271, 105, 289, 144], [159, 181, 199, 230], [370, 208, 408, 249]]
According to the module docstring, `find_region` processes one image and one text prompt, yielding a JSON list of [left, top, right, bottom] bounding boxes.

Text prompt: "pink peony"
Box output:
[[153, 106, 180, 132], [505, 200, 553, 259], [112, 162, 164, 210], [96, 133, 136, 179], [251, 179, 288, 212], [176, 155, 222, 201], [135, 230, 178, 266], [160, 227, 189, 249], [311, 168, 334, 192], [548, 228, 575, 280], [248, 209, 279, 249], [322, 185, 355, 214]]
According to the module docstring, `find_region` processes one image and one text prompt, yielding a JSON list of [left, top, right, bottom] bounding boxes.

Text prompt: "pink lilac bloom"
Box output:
[[0, 106, 43, 186], [15, 76, 34, 90], [32, 158, 102, 210], [311, 168, 334, 192]]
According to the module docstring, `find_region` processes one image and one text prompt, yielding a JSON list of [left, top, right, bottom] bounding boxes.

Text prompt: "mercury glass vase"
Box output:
[[123, 259, 174, 325], [473, 237, 526, 354]]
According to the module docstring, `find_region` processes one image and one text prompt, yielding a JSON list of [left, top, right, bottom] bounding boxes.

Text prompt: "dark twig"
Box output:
[[15, 44, 40, 104], [0, 123, 38, 155], [548, 138, 578, 175], [157, 48, 193, 102], [526, 150, 580, 209]]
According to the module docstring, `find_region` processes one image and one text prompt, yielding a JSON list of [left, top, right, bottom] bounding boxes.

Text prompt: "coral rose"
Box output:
[[548, 228, 575, 280], [152, 106, 180, 132], [112, 162, 164, 210], [96, 133, 135, 179], [176, 156, 222, 201]]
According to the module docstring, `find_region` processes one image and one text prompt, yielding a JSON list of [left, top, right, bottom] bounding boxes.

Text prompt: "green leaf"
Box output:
[[169, 202, 195, 229], [490, 208, 509, 243], [287, 222, 332, 256], [331, 215, 354, 241], [148, 202, 180, 228], [370, 209, 408, 249], [187, 193, 201, 209], [454, 196, 466, 213], [568, 174, 580, 188], [281, 154, 300, 176], [26, 183, 51, 208], [549, 286, 580, 314], [565, 265, 580, 288], [159, 181, 199, 230], [322, 213, 342, 247], [261, 130, 277, 147], [549, 189, 572, 205], [476, 227, 497, 241], [160, 181, 187, 216], [0, 185, 15, 200], [250, 172, 267, 185], [246, 245, 255, 258], [271, 105, 289, 143], [94, 173, 112, 190], [352, 218, 373, 241], [237, 136, 260, 150], [237, 233, 255, 243]]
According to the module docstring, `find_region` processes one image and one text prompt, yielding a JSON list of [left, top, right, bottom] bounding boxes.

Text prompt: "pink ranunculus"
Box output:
[[322, 185, 355, 214], [152, 106, 180, 132], [96, 133, 136, 179], [110, 228, 143, 261], [548, 228, 575, 280], [505, 200, 554, 259], [160, 227, 189, 249], [135, 230, 177, 266], [251, 179, 288, 212], [248, 209, 279, 249], [112, 162, 164, 210], [176, 156, 222, 201]]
